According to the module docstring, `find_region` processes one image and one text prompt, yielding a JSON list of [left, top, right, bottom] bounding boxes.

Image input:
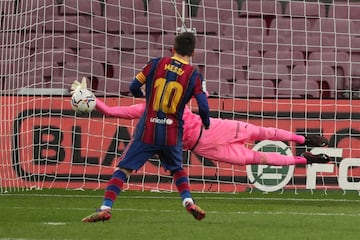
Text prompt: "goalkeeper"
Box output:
[[72, 77, 330, 166]]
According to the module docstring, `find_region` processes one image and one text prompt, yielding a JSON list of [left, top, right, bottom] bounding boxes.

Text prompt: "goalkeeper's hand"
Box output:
[[70, 76, 88, 95]]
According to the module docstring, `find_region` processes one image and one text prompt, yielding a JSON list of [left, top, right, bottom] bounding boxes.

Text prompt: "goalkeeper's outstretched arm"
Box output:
[[95, 99, 145, 119]]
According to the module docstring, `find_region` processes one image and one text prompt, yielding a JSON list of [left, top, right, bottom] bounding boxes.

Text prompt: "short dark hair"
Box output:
[[173, 32, 196, 57]]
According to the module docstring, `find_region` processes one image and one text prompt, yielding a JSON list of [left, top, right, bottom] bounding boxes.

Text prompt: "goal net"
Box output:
[[1, 0, 360, 194]]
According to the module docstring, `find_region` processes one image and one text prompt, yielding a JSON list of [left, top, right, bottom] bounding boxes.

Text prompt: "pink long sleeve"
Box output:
[[182, 106, 203, 150], [96, 98, 145, 119]]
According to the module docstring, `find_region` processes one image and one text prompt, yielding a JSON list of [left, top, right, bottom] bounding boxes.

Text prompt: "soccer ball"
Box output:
[[71, 89, 96, 113]]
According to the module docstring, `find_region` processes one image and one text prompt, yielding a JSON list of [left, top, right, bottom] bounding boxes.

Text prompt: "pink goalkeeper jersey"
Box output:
[[96, 99, 307, 166]]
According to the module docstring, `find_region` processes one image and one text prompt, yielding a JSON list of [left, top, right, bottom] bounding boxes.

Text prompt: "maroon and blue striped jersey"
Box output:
[[129, 56, 210, 146]]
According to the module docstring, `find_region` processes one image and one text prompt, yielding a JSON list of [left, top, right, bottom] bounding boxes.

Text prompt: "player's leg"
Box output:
[[82, 141, 153, 222], [161, 147, 206, 221]]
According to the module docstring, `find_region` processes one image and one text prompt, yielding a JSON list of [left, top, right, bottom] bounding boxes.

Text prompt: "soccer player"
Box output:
[[80, 32, 210, 222], [92, 99, 329, 166]]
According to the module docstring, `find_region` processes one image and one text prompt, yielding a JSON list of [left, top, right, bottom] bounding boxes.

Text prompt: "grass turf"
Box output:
[[0, 189, 360, 240]]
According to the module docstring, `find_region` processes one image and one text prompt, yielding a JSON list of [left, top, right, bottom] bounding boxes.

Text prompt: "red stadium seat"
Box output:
[[132, 16, 176, 34], [134, 49, 171, 63], [106, 0, 146, 20], [61, 33, 110, 49], [328, 2, 360, 19], [43, 15, 91, 33], [269, 17, 312, 39], [239, 0, 282, 17], [263, 51, 305, 68], [92, 16, 132, 34], [221, 18, 266, 40], [2, 15, 41, 32], [32, 48, 77, 65], [58, 0, 102, 16], [278, 80, 320, 98], [308, 51, 350, 78], [292, 65, 338, 98], [188, 0, 237, 22], [192, 50, 219, 67], [0, 0, 14, 15], [78, 48, 120, 65], [232, 80, 275, 98], [248, 64, 290, 82], [311, 19, 356, 51], [202, 66, 232, 96], [283, 1, 327, 18], [60, 61, 105, 82], [109, 34, 158, 50], [220, 50, 262, 67]]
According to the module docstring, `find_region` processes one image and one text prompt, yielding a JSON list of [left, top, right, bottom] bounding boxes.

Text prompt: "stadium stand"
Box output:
[[0, 0, 359, 98]]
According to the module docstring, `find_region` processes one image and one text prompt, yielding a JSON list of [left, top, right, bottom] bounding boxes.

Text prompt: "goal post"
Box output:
[[1, 0, 360, 194]]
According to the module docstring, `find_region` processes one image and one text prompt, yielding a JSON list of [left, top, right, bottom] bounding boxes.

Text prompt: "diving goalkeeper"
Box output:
[[72, 78, 330, 166]]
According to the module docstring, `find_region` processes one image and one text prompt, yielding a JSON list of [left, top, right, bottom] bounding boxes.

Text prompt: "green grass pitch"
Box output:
[[1, 189, 360, 240]]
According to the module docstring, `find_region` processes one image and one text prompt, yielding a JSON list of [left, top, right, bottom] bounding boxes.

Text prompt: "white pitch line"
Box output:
[[2, 206, 359, 218], [2, 193, 360, 203]]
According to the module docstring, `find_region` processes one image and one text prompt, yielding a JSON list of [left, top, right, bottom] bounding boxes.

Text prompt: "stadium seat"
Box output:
[[43, 15, 91, 33], [0, 0, 14, 15], [2, 15, 41, 32], [61, 33, 110, 49], [109, 34, 158, 50], [278, 80, 320, 98], [96, 77, 132, 96], [221, 18, 266, 40], [107, 63, 143, 95], [232, 80, 275, 98], [311, 19, 356, 51], [49, 76, 82, 90], [78, 48, 120, 65], [269, 17, 312, 39], [134, 49, 171, 63], [328, 2, 360, 19], [238, 0, 282, 17], [263, 51, 305, 68], [132, 15, 176, 34], [292, 65, 338, 98], [60, 61, 105, 82], [58, 0, 102, 16], [269, 18, 331, 52], [92, 16, 132, 34], [188, 0, 237, 22], [202, 66, 232, 96], [154, 34, 176, 50], [220, 50, 262, 67], [350, 63, 360, 91], [184, 0, 238, 35], [106, 0, 146, 21], [192, 50, 219, 67], [308, 51, 350, 79], [283, 1, 327, 18], [32, 48, 76, 65], [248, 64, 290, 82]]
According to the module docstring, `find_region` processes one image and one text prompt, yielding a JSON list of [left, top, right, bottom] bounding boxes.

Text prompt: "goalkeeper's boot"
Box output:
[[302, 152, 330, 164], [185, 202, 206, 221], [303, 135, 328, 147], [82, 209, 112, 223]]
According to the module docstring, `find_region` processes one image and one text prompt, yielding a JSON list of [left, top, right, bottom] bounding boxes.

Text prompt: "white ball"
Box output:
[[71, 89, 96, 114]]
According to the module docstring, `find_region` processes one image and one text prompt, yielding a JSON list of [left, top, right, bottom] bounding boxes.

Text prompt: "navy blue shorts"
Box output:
[[118, 139, 184, 172]]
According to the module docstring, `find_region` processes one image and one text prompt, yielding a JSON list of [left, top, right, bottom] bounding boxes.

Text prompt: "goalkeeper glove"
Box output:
[[70, 76, 88, 95]]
